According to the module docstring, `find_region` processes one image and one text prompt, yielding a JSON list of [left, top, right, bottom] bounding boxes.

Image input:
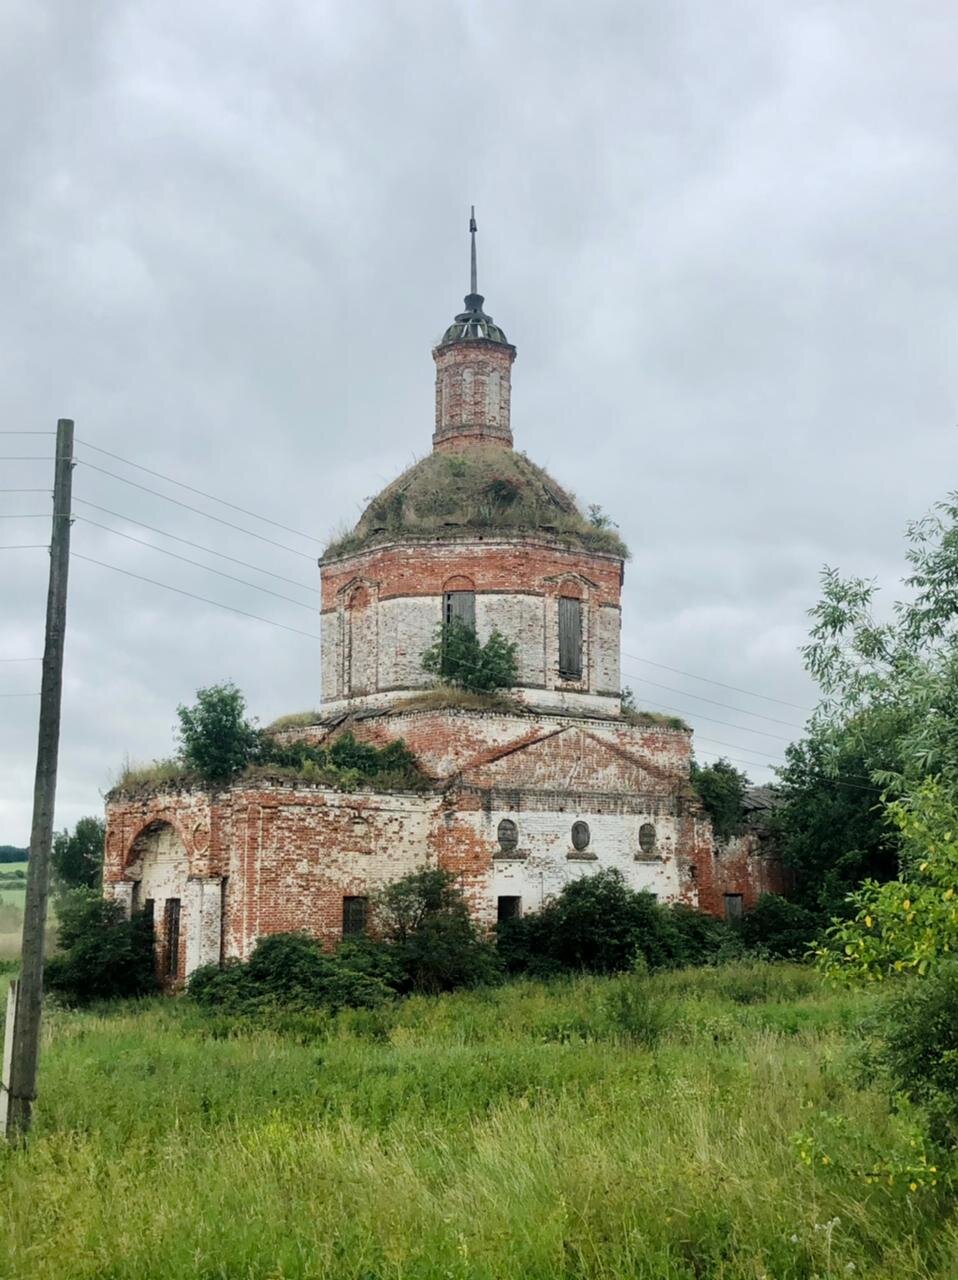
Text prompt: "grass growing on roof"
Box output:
[[0, 964, 955, 1278], [323, 445, 630, 560]]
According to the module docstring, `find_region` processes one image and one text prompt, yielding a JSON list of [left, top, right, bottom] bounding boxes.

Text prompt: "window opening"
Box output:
[[164, 899, 181, 977], [497, 896, 522, 922], [558, 596, 583, 680], [342, 895, 369, 936], [444, 591, 476, 631]]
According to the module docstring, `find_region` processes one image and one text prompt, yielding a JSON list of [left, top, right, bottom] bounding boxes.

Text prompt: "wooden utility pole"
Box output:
[[1, 419, 74, 1142]]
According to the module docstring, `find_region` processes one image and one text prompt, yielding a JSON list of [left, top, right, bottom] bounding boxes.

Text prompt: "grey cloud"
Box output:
[[2, 0, 956, 837]]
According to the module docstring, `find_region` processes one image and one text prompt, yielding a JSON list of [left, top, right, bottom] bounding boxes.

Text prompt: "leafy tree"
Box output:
[[816, 780, 958, 982], [421, 617, 518, 694], [44, 889, 158, 1004], [176, 681, 260, 783], [373, 868, 501, 993], [773, 716, 899, 915], [780, 493, 958, 919], [740, 893, 819, 959], [690, 757, 749, 841], [51, 816, 105, 890]]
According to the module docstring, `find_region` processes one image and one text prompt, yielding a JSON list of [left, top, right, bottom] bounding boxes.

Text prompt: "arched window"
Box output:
[[443, 575, 476, 632], [558, 597, 583, 680]]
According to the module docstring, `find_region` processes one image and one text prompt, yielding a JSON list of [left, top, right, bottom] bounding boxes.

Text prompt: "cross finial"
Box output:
[[469, 205, 478, 296]]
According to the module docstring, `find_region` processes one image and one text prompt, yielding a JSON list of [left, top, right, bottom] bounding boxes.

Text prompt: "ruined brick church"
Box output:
[[104, 218, 784, 980]]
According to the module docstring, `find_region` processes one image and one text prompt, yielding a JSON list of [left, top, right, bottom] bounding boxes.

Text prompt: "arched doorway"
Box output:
[[126, 821, 222, 982]]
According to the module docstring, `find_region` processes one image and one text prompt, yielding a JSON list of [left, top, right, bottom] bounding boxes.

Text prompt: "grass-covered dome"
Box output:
[[323, 445, 629, 561]]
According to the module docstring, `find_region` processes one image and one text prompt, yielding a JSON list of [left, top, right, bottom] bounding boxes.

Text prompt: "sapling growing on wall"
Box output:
[[422, 616, 518, 694]]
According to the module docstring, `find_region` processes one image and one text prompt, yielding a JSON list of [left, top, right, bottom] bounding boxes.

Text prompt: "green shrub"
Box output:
[[497, 870, 697, 976], [874, 964, 958, 1144], [374, 869, 502, 994], [741, 893, 819, 959], [690, 757, 749, 840], [663, 903, 741, 966], [421, 617, 518, 693], [177, 681, 260, 783], [44, 889, 158, 1004], [189, 932, 392, 1016]]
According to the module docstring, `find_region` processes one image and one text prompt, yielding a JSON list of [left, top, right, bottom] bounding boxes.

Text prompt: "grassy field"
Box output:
[[0, 963, 954, 1279]]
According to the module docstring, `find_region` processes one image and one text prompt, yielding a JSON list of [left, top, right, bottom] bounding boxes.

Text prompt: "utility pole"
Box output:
[[1, 418, 74, 1142]]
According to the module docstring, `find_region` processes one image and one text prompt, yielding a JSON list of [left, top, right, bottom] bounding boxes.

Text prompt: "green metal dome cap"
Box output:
[[439, 294, 510, 346]]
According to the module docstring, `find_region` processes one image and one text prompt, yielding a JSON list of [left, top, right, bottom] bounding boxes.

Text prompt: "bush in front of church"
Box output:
[[372, 868, 503, 994], [497, 869, 738, 976], [188, 931, 393, 1018], [44, 888, 158, 1004]]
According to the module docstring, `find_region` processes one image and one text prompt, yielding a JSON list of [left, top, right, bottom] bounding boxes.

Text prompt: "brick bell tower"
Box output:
[[432, 208, 517, 452]]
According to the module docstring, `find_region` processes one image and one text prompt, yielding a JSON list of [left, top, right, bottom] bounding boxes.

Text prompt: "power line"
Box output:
[[76, 461, 317, 560], [623, 651, 813, 712], [630, 675, 805, 730], [621, 675, 793, 741], [0, 545, 49, 551], [0, 457, 53, 462], [0, 515, 51, 520], [72, 498, 319, 593], [72, 552, 321, 640], [76, 438, 323, 545], [75, 517, 317, 611], [0, 692, 40, 698], [0, 431, 54, 436], [0, 490, 51, 495], [0, 658, 41, 663]]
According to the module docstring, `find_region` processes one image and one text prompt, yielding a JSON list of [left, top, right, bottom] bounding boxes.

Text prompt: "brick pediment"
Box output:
[[455, 724, 672, 794]]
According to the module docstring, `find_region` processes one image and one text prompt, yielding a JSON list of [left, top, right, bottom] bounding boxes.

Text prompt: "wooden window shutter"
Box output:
[[444, 591, 476, 631], [558, 596, 583, 679]]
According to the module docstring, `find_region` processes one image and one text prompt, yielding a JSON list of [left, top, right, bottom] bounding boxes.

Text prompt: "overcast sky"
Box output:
[[2, 1, 956, 842]]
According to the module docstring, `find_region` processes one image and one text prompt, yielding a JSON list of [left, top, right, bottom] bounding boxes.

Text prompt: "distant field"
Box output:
[[0, 862, 28, 914]]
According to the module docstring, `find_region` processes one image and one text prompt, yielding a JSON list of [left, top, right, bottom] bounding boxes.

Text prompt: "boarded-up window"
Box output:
[[164, 899, 181, 977], [558, 597, 583, 680], [724, 893, 744, 923], [497, 895, 522, 921], [444, 591, 476, 631], [143, 898, 155, 929], [342, 896, 369, 936]]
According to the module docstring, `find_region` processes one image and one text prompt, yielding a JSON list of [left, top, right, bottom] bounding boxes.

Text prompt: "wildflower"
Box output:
[[789, 1234, 799, 1244], [909, 1182, 918, 1192], [821, 1155, 830, 1166], [845, 1265, 856, 1274]]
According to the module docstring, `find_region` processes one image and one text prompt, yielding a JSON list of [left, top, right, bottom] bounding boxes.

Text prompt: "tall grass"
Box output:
[[0, 965, 955, 1278]]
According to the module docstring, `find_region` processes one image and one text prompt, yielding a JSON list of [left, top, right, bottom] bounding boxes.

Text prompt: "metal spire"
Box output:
[[469, 206, 478, 296]]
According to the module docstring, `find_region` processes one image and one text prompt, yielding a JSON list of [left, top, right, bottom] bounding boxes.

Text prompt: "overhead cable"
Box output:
[[72, 498, 318, 593], [75, 517, 317, 611], [75, 462, 317, 560], [72, 553, 321, 640], [622, 651, 813, 712], [76, 438, 323, 545]]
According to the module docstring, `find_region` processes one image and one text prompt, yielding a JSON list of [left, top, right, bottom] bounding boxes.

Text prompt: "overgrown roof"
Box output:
[[323, 445, 629, 561]]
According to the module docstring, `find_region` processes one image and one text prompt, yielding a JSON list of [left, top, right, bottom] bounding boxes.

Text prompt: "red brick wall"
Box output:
[[320, 538, 623, 612]]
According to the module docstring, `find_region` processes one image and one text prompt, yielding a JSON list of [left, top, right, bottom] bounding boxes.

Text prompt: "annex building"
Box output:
[[104, 220, 785, 981]]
